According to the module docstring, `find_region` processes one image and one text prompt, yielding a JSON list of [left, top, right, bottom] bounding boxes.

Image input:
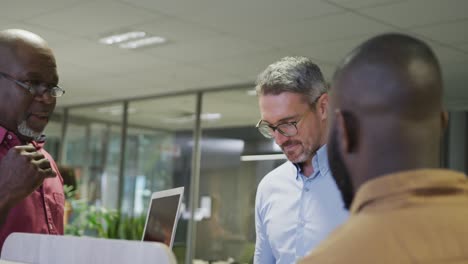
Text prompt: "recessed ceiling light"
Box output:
[[240, 154, 287, 161], [99, 31, 146, 45], [161, 113, 222, 124], [200, 113, 221, 121], [119, 36, 167, 49], [97, 105, 137, 116]]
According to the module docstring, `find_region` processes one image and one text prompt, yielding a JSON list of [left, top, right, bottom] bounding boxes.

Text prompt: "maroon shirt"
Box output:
[[0, 127, 64, 251]]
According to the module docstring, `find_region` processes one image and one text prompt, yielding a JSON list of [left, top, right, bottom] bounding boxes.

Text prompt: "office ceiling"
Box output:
[[1, 0, 467, 113]]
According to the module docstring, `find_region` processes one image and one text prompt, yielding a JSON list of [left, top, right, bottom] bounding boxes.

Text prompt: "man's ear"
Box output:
[[441, 110, 448, 131], [317, 93, 329, 121], [336, 110, 359, 153], [335, 110, 350, 153]]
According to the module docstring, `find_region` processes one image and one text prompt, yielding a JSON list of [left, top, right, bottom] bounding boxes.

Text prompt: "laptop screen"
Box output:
[[142, 187, 184, 249]]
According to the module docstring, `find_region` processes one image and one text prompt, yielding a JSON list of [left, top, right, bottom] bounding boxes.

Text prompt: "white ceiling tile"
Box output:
[[442, 60, 468, 90], [53, 38, 123, 67], [56, 62, 100, 88], [132, 17, 223, 43], [56, 87, 107, 107], [198, 47, 337, 84], [458, 43, 468, 53], [151, 65, 245, 93], [53, 37, 182, 77], [285, 35, 371, 65], [197, 48, 294, 81], [56, 68, 171, 106], [122, 0, 342, 31], [327, 0, 407, 9], [0, 19, 75, 45], [410, 19, 468, 44], [442, 60, 468, 110], [59, 63, 244, 106], [67, 71, 174, 103], [360, 0, 468, 28], [143, 35, 270, 63], [234, 12, 394, 47], [25, 0, 163, 38], [429, 42, 468, 64], [77, 51, 176, 76], [0, 0, 86, 21], [319, 64, 339, 81]]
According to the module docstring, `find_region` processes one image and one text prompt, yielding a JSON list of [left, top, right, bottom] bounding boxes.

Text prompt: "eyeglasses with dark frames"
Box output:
[[0, 72, 65, 97], [256, 114, 306, 139], [256, 93, 324, 139]]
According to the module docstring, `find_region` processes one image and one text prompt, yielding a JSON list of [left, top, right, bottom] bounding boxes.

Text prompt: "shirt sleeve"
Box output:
[[254, 189, 275, 264]]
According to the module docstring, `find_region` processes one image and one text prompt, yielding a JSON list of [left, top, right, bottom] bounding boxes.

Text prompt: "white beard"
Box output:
[[17, 120, 43, 141]]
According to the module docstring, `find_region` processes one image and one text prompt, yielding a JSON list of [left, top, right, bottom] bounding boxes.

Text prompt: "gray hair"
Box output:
[[255, 56, 327, 105]]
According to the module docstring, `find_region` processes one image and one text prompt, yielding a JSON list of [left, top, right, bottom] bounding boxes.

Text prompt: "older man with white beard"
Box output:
[[0, 29, 65, 251]]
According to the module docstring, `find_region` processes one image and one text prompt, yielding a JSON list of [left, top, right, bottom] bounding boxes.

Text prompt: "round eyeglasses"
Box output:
[[256, 120, 300, 138], [256, 94, 324, 139]]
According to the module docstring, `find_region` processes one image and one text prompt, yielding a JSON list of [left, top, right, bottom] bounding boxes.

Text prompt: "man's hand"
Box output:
[[0, 145, 56, 208]]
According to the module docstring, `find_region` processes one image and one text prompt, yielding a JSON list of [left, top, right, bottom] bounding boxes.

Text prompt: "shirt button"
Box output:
[[7, 135, 12, 140]]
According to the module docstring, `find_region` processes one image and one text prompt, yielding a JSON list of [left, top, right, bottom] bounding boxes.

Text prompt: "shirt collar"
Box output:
[[315, 144, 330, 176], [0, 126, 21, 146], [294, 144, 328, 180], [350, 168, 468, 213], [0, 126, 6, 143], [0, 125, 45, 149]]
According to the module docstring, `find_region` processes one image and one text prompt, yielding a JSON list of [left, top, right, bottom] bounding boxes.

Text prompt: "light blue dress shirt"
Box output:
[[254, 145, 349, 264]]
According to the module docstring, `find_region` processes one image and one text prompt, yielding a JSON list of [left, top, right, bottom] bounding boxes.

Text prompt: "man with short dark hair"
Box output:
[[254, 57, 348, 263], [0, 29, 65, 250], [300, 33, 468, 263]]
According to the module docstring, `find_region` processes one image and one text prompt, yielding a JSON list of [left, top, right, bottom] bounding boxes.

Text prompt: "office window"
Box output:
[[194, 89, 285, 263], [125, 95, 197, 262], [63, 104, 124, 210]]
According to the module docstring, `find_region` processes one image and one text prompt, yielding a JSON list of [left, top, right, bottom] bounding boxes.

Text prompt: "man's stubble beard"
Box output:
[[18, 120, 43, 141], [282, 139, 319, 165], [328, 126, 354, 210]]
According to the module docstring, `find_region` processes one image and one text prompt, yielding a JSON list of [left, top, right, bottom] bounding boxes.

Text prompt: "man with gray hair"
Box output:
[[0, 29, 65, 251], [254, 57, 348, 263]]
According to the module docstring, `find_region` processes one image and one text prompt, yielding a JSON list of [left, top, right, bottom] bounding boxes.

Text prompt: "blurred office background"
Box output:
[[2, 0, 468, 263]]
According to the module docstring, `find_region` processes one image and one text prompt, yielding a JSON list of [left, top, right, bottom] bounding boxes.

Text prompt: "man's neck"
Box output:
[[300, 144, 325, 177], [18, 134, 33, 144], [300, 160, 314, 177]]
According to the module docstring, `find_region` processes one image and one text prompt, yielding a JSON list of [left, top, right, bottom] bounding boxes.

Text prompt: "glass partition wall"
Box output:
[[54, 94, 199, 262], [193, 89, 286, 263], [126, 95, 197, 262], [51, 85, 278, 263], [61, 104, 124, 210]]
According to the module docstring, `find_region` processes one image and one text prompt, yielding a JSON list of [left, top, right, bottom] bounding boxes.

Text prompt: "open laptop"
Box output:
[[142, 187, 184, 249]]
